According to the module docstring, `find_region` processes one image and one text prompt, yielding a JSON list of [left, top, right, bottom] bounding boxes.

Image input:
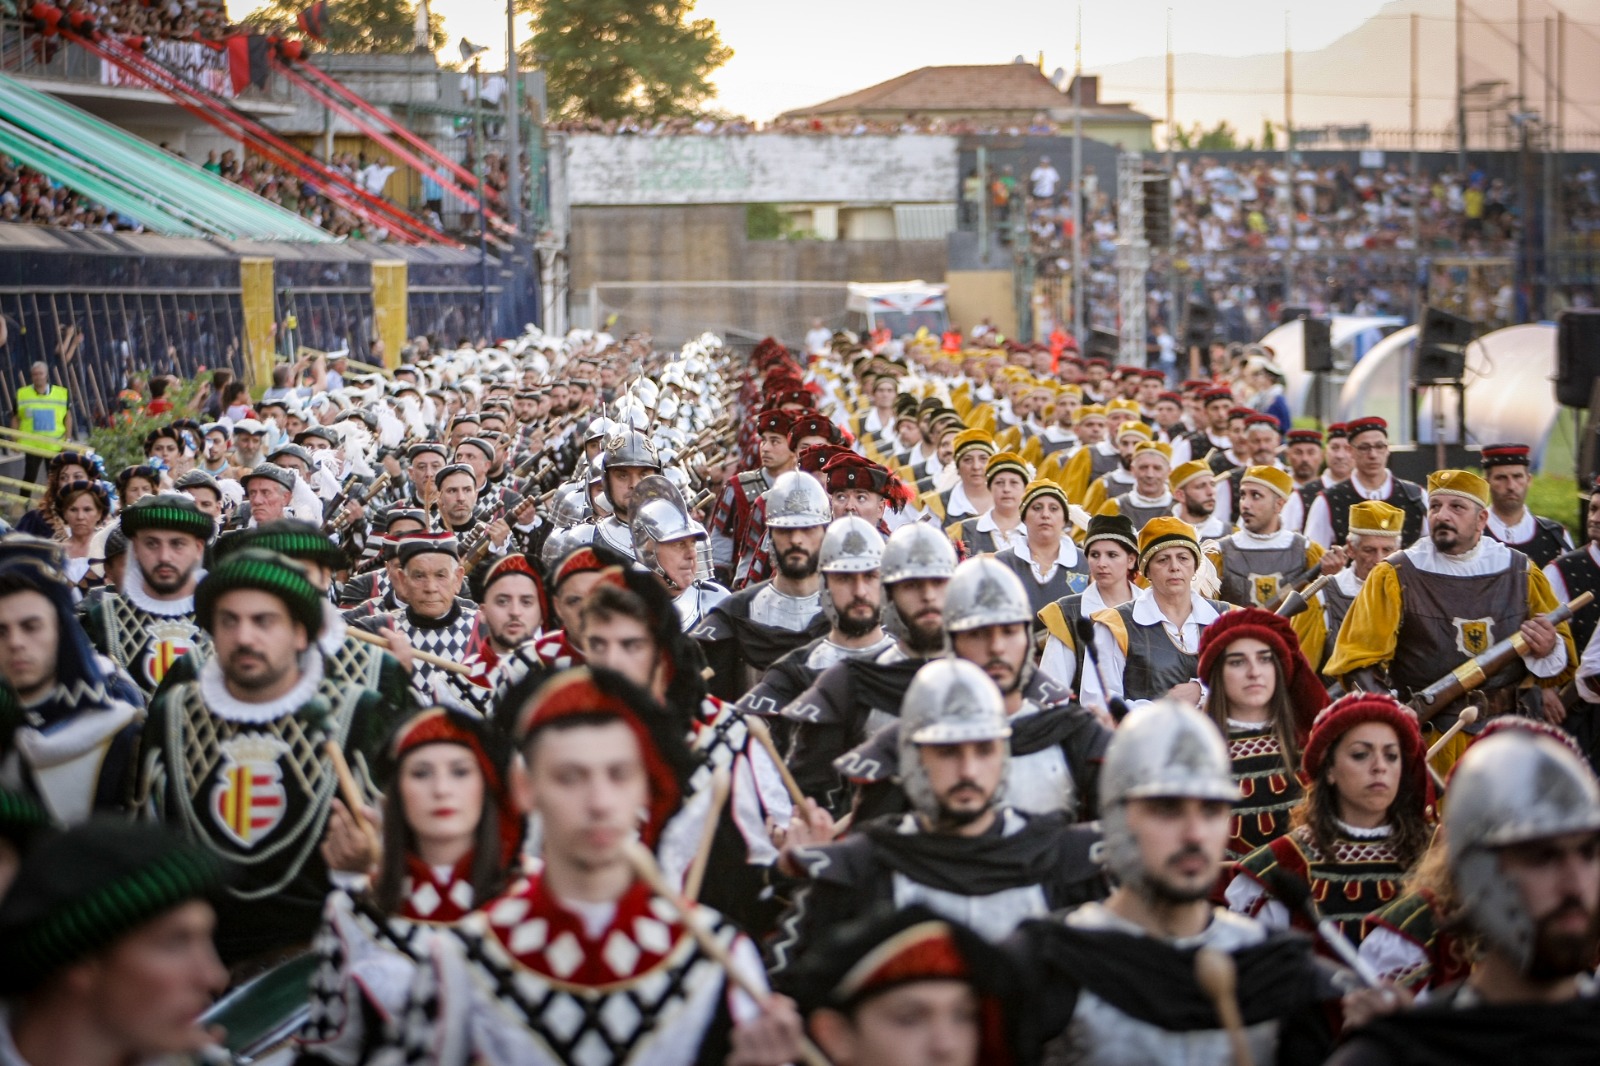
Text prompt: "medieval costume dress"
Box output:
[[80, 553, 211, 703]]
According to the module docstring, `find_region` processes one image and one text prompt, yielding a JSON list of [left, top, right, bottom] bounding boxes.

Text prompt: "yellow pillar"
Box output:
[[238, 257, 276, 393], [370, 260, 407, 370]]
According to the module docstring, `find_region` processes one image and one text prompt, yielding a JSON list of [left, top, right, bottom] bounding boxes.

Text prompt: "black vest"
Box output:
[[1488, 515, 1570, 571], [1295, 477, 1324, 518], [1323, 477, 1426, 547], [1552, 546, 1600, 655]]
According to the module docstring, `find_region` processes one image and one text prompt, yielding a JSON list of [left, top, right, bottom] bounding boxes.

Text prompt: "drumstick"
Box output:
[[684, 766, 730, 903], [744, 715, 805, 807], [1425, 705, 1480, 762], [323, 737, 381, 857], [623, 842, 832, 1066], [346, 626, 473, 676], [1194, 948, 1255, 1066]]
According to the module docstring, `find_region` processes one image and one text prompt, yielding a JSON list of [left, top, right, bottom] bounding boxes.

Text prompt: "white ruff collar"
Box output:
[[123, 557, 202, 616], [199, 648, 325, 723]]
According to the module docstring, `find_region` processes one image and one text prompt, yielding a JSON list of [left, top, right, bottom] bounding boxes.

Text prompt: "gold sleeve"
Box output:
[[1527, 561, 1578, 687], [1082, 477, 1109, 516], [1090, 606, 1129, 656], [1037, 601, 1077, 649], [1291, 592, 1328, 671], [1063, 448, 1093, 504], [1323, 560, 1403, 679]]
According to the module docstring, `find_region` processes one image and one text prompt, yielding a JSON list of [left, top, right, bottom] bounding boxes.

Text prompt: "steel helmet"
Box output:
[[765, 470, 832, 530], [629, 475, 706, 588], [584, 416, 615, 445], [943, 556, 1032, 634], [898, 658, 1012, 819], [549, 482, 592, 530], [818, 516, 884, 575], [540, 521, 595, 570], [1445, 731, 1600, 971], [880, 521, 958, 585], [1098, 700, 1235, 890]]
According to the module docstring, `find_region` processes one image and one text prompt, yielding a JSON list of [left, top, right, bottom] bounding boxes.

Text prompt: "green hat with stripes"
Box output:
[[216, 518, 346, 571], [0, 819, 225, 995], [196, 548, 325, 638], [118, 492, 214, 541]]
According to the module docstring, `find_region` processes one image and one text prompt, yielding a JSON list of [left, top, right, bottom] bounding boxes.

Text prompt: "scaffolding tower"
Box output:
[[1115, 153, 1149, 366]]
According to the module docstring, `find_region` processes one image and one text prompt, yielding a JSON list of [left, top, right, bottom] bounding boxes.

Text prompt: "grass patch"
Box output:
[[1530, 473, 1583, 534]]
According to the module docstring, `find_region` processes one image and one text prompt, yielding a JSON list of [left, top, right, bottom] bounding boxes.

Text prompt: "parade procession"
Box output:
[[4, 0, 1600, 1064]]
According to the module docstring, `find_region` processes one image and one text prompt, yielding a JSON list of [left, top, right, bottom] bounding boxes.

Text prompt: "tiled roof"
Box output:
[[781, 64, 1147, 119]]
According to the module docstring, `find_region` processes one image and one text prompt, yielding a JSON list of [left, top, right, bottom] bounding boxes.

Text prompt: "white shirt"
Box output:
[[1489, 506, 1572, 553], [1007, 535, 1083, 584], [804, 326, 832, 355], [1544, 542, 1600, 603], [1040, 581, 1129, 691], [1080, 587, 1223, 710], [974, 509, 1027, 554]]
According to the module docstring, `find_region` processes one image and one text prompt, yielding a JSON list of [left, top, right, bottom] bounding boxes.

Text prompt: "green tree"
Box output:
[[1261, 119, 1278, 151], [241, 0, 446, 55], [519, 0, 732, 122]]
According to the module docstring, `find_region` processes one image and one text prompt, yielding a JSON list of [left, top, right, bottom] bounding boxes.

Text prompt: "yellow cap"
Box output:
[[1107, 398, 1141, 416], [1117, 421, 1154, 443], [1076, 404, 1107, 423], [1240, 465, 1294, 499], [952, 429, 996, 463], [1348, 500, 1406, 538], [1022, 478, 1069, 516], [1057, 383, 1084, 398], [1137, 516, 1201, 572], [1170, 460, 1212, 492], [1132, 440, 1172, 464], [1427, 469, 1490, 508]]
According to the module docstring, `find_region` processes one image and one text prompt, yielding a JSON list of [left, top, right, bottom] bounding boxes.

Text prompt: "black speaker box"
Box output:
[[1414, 306, 1474, 384], [1556, 309, 1600, 408], [1302, 317, 1334, 373]]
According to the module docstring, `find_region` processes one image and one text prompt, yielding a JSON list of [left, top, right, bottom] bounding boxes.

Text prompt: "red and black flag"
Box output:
[[296, 1, 329, 40], [225, 33, 271, 95]]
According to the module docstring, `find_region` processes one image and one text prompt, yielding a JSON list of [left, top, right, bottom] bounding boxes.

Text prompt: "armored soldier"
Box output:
[[709, 407, 793, 581], [772, 659, 1105, 976], [630, 473, 729, 631], [592, 428, 662, 559], [1010, 701, 1339, 1066]]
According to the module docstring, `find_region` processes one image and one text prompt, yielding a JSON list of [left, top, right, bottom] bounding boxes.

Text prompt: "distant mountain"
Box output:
[[1093, 0, 1600, 149]]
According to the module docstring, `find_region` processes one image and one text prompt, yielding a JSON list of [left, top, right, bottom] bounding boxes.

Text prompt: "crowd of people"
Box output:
[[0, 320, 1598, 1066]]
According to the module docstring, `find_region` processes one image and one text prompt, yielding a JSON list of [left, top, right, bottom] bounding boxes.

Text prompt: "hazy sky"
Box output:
[[231, 0, 1402, 119]]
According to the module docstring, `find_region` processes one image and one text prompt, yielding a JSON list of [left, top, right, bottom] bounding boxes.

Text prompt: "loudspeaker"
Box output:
[[1279, 305, 1312, 326], [1414, 306, 1474, 384], [1557, 309, 1600, 408], [1086, 329, 1119, 361], [1185, 303, 1215, 349], [1302, 317, 1334, 373]]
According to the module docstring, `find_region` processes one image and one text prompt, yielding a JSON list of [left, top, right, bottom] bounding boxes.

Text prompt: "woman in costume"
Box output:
[[1226, 691, 1431, 948], [1035, 513, 1139, 695], [992, 478, 1089, 616], [15, 450, 93, 538], [53, 479, 110, 593], [1197, 607, 1328, 862], [295, 706, 521, 1066]]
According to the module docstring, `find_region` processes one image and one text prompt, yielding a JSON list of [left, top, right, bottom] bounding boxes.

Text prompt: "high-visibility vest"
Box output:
[[16, 384, 68, 452]]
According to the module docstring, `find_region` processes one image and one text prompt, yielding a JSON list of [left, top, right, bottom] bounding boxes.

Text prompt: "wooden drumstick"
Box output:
[[1194, 947, 1255, 1066], [623, 842, 832, 1066], [346, 626, 473, 676], [323, 737, 381, 857], [1425, 705, 1480, 762]]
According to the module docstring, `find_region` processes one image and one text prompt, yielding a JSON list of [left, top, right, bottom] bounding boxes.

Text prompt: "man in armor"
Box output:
[[1331, 731, 1600, 1065], [735, 414, 842, 588], [1303, 416, 1428, 549], [382, 667, 803, 1066], [710, 408, 793, 582], [771, 658, 1105, 977], [696, 470, 830, 699], [0, 536, 144, 823], [593, 427, 662, 559], [629, 473, 729, 631], [82, 493, 213, 702], [1081, 517, 1232, 711], [1010, 700, 1339, 1065], [136, 549, 406, 967], [1481, 442, 1572, 568], [782, 521, 958, 810], [836, 557, 1111, 823], [736, 516, 895, 721], [1204, 465, 1330, 611], [1326, 469, 1573, 772]]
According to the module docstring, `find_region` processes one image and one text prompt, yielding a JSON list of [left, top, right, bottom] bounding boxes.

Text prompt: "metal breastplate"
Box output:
[[1007, 744, 1076, 817], [103, 595, 211, 696], [747, 584, 821, 631], [890, 872, 1049, 942], [595, 517, 636, 558], [1218, 536, 1306, 608], [1117, 603, 1201, 702], [1391, 551, 1526, 698]]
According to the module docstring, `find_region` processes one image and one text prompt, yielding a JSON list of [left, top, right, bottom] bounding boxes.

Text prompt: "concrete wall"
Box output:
[[569, 204, 946, 343], [565, 134, 959, 206]]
